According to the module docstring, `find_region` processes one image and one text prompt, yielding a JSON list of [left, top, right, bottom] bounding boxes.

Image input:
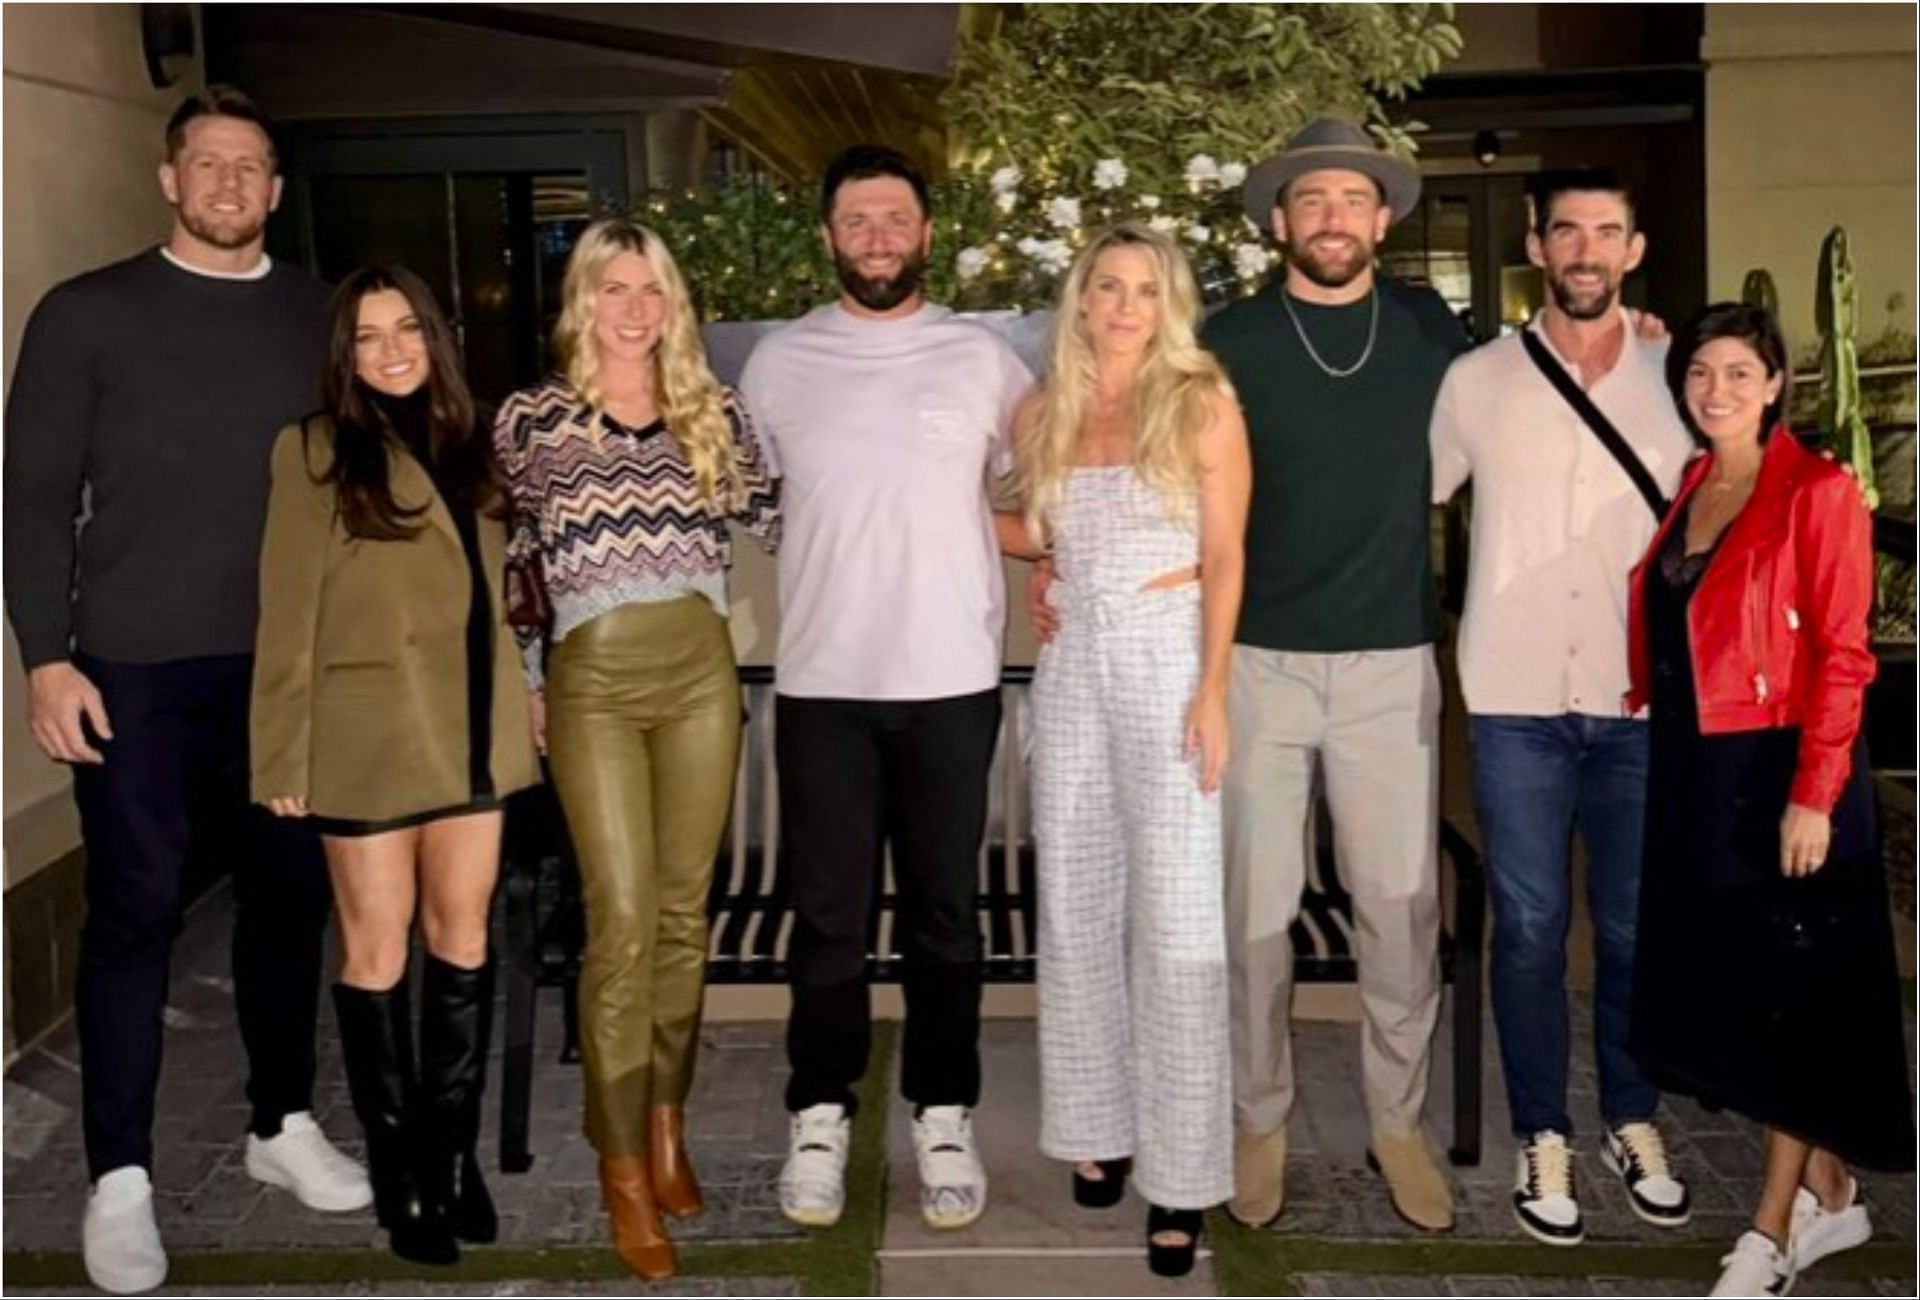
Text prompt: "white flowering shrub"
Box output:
[[636, 5, 1459, 317], [941, 2, 1461, 305], [945, 152, 1278, 307]]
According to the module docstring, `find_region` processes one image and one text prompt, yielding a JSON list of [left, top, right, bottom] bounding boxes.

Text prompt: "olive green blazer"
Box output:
[[251, 417, 539, 821]]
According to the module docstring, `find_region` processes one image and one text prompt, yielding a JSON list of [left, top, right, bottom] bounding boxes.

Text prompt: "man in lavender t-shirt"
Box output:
[[740, 144, 1032, 1234]]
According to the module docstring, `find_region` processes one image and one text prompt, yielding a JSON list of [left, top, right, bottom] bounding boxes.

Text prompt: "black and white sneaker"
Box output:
[[1513, 1131, 1583, 1246], [1601, 1121, 1691, 1227]]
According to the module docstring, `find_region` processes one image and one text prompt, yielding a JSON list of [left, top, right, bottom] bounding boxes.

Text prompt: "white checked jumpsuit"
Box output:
[[1031, 466, 1234, 1210]]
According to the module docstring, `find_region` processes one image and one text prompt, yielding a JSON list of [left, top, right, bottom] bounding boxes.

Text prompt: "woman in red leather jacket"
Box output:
[[1626, 302, 1913, 1296]]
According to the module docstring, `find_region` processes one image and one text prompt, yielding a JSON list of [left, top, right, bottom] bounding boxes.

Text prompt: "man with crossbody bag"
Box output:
[[1430, 170, 1694, 1247]]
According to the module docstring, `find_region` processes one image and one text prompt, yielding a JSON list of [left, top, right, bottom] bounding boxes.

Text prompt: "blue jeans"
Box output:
[[1470, 714, 1659, 1138]]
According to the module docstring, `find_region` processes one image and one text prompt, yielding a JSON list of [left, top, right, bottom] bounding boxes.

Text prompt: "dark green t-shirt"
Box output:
[[1202, 278, 1468, 653]]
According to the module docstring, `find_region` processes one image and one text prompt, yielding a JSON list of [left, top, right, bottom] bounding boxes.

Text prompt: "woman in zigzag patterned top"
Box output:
[[492, 219, 780, 1281]]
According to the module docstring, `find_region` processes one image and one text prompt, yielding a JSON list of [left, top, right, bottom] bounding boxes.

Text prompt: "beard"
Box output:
[[1545, 264, 1620, 321], [834, 246, 926, 312], [1285, 233, 1374, 290], [179, 205, 267, 252]]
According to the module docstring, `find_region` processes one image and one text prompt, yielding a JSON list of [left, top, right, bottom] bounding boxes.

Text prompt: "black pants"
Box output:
[[72, 654, 333, 1179], [776, 690, 1000, 1115]]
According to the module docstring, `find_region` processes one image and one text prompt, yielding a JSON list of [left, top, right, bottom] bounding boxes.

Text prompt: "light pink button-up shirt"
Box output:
[[1432, 313, 1696, 718]]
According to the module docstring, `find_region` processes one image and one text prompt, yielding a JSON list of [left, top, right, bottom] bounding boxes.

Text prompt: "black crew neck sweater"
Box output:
[[1202, 278, 1470, 653], [4, 248, 331, 667]]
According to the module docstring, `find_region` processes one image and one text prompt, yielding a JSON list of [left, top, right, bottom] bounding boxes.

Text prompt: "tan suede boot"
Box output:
[[1227, 1127, 1288, 1228], [1367, 1126, 1455, 1233]]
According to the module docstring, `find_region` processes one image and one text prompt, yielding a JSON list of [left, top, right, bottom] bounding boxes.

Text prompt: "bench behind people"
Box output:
[[498, 666, 1486, 1172]]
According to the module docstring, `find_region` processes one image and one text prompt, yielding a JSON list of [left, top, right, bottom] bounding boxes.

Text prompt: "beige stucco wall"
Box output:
[[3, 5, 201, 885], [1704, 4, 1917, 352]]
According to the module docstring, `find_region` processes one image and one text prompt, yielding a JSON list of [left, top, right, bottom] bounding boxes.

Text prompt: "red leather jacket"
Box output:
[[1626, 428, 1877, 813]]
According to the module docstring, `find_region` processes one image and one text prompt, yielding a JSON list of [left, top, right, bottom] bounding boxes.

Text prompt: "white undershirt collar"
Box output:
[[160, 247, 273, 281]]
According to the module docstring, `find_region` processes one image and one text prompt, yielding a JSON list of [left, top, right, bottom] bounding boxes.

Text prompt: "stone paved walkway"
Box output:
[[5, 882, 1914, 1296]]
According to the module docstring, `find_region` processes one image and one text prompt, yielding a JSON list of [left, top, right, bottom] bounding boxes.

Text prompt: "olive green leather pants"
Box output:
[[546, 597, 741, 1157]]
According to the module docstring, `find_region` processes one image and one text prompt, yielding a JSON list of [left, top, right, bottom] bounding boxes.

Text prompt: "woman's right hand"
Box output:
[[1781, 801, 1831, 876], [529, 690, 548, 755], [1028, 559, 1059, 644], [266, 796, 310, 818]]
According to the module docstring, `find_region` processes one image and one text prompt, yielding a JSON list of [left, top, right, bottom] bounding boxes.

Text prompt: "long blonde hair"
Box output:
[[1016, 224, 1233, 546], [552, 218, 741, 510]]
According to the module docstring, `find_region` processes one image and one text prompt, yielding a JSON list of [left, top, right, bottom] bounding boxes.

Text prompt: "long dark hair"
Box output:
[[316, 265, 504, 539], [1666, 301, 1793, 447]]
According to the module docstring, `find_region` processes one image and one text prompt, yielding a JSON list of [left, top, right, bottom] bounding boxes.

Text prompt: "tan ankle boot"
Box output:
[[1368, 1126, 1455, 1233], [599, 1156, 677, 1280], [1227, 1127, 1288, 1227], [648, 1107, 704, 1220]]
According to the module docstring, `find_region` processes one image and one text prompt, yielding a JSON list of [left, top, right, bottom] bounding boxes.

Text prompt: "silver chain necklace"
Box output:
[[1282, 284, 1379, 379]]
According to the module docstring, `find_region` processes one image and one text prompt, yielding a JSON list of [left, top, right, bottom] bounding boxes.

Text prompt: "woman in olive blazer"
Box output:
[[252, 419, 537, 821], [251, 266, 536, 1268]]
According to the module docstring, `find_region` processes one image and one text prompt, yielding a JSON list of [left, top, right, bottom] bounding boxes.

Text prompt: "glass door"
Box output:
[[276, 125, 628, 402], [1378, 174, 1533, 345]]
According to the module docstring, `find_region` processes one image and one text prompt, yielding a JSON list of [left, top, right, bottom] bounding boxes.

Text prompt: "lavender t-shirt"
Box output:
[[740, 302, 1034, 700]]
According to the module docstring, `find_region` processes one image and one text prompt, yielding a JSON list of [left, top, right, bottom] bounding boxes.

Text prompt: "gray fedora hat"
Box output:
[[1241, 116, 1421, 228]]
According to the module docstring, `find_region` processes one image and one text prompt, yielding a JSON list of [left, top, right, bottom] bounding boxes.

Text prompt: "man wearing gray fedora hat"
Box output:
[[1202, 115, 1468, 1234]]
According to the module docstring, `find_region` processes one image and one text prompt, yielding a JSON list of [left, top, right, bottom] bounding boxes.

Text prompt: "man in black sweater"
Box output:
[[4, 86, 369, 1294]]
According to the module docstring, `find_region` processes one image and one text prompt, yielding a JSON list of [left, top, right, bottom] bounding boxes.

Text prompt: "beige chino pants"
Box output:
[[1223, 645, 1442, 1138]]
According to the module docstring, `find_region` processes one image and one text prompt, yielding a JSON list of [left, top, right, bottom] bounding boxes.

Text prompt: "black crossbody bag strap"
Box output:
[[1520, 329, 1670, 520]]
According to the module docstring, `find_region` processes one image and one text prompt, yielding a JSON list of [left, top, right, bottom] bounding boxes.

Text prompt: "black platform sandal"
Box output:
[[1071, 1157, 1133, 1209], [1147, 1205, 1202, 1278]]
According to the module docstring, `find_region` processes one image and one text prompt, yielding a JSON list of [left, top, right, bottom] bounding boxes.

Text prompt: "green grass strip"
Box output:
[[1209, 1213, 1303, 1297], [798, 1019, 899, 1296], [1, 1241, 810, 1289], [1208, 1216, 1916, 1297]]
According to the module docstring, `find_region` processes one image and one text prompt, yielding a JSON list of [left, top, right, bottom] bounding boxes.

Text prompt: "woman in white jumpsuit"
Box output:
[[996, 224, 1251, 1276]]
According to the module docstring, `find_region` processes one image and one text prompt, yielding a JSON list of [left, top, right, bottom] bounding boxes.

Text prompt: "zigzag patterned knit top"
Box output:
[[492, 376, 781, 685]]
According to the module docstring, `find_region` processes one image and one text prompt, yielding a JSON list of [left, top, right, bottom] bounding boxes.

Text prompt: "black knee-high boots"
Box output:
[[334, 956, 497, 1265], [332, 977, 458, 1265], [420, 955, 498, 1244]]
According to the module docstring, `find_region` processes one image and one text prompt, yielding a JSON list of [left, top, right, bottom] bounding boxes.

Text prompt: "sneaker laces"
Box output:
[[1526, 1135, 1573, 1198], [916, 1108, 972, 1158], [1615, 1122, 1673, 1181], [792, 1109, 847, 1157], [914, 1108, 982, 1216]]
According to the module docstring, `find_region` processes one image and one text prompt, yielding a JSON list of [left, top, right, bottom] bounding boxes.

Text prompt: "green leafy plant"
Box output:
[[633, 5, 1463, 318], [937, 3, 1462, 302], [635, 183, 835, 323], [943, 4, 1461, 196]]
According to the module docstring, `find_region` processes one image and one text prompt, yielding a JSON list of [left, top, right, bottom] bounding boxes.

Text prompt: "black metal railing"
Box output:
[[497, 667, 1488, 1172]]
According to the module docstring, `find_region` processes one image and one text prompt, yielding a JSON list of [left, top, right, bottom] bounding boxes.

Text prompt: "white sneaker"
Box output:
[[1601, 1121, 1691, 1227], [1512, 1131, 1583, 1246], [83, 1167, 167, 1295], [1790, 1180, 1872, 1273], [244, 1111, 374, 1212], [1712, 1228, 1795, 1296], [912, 1105, 987, 1230], [779, 1103, 851, 1228]]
